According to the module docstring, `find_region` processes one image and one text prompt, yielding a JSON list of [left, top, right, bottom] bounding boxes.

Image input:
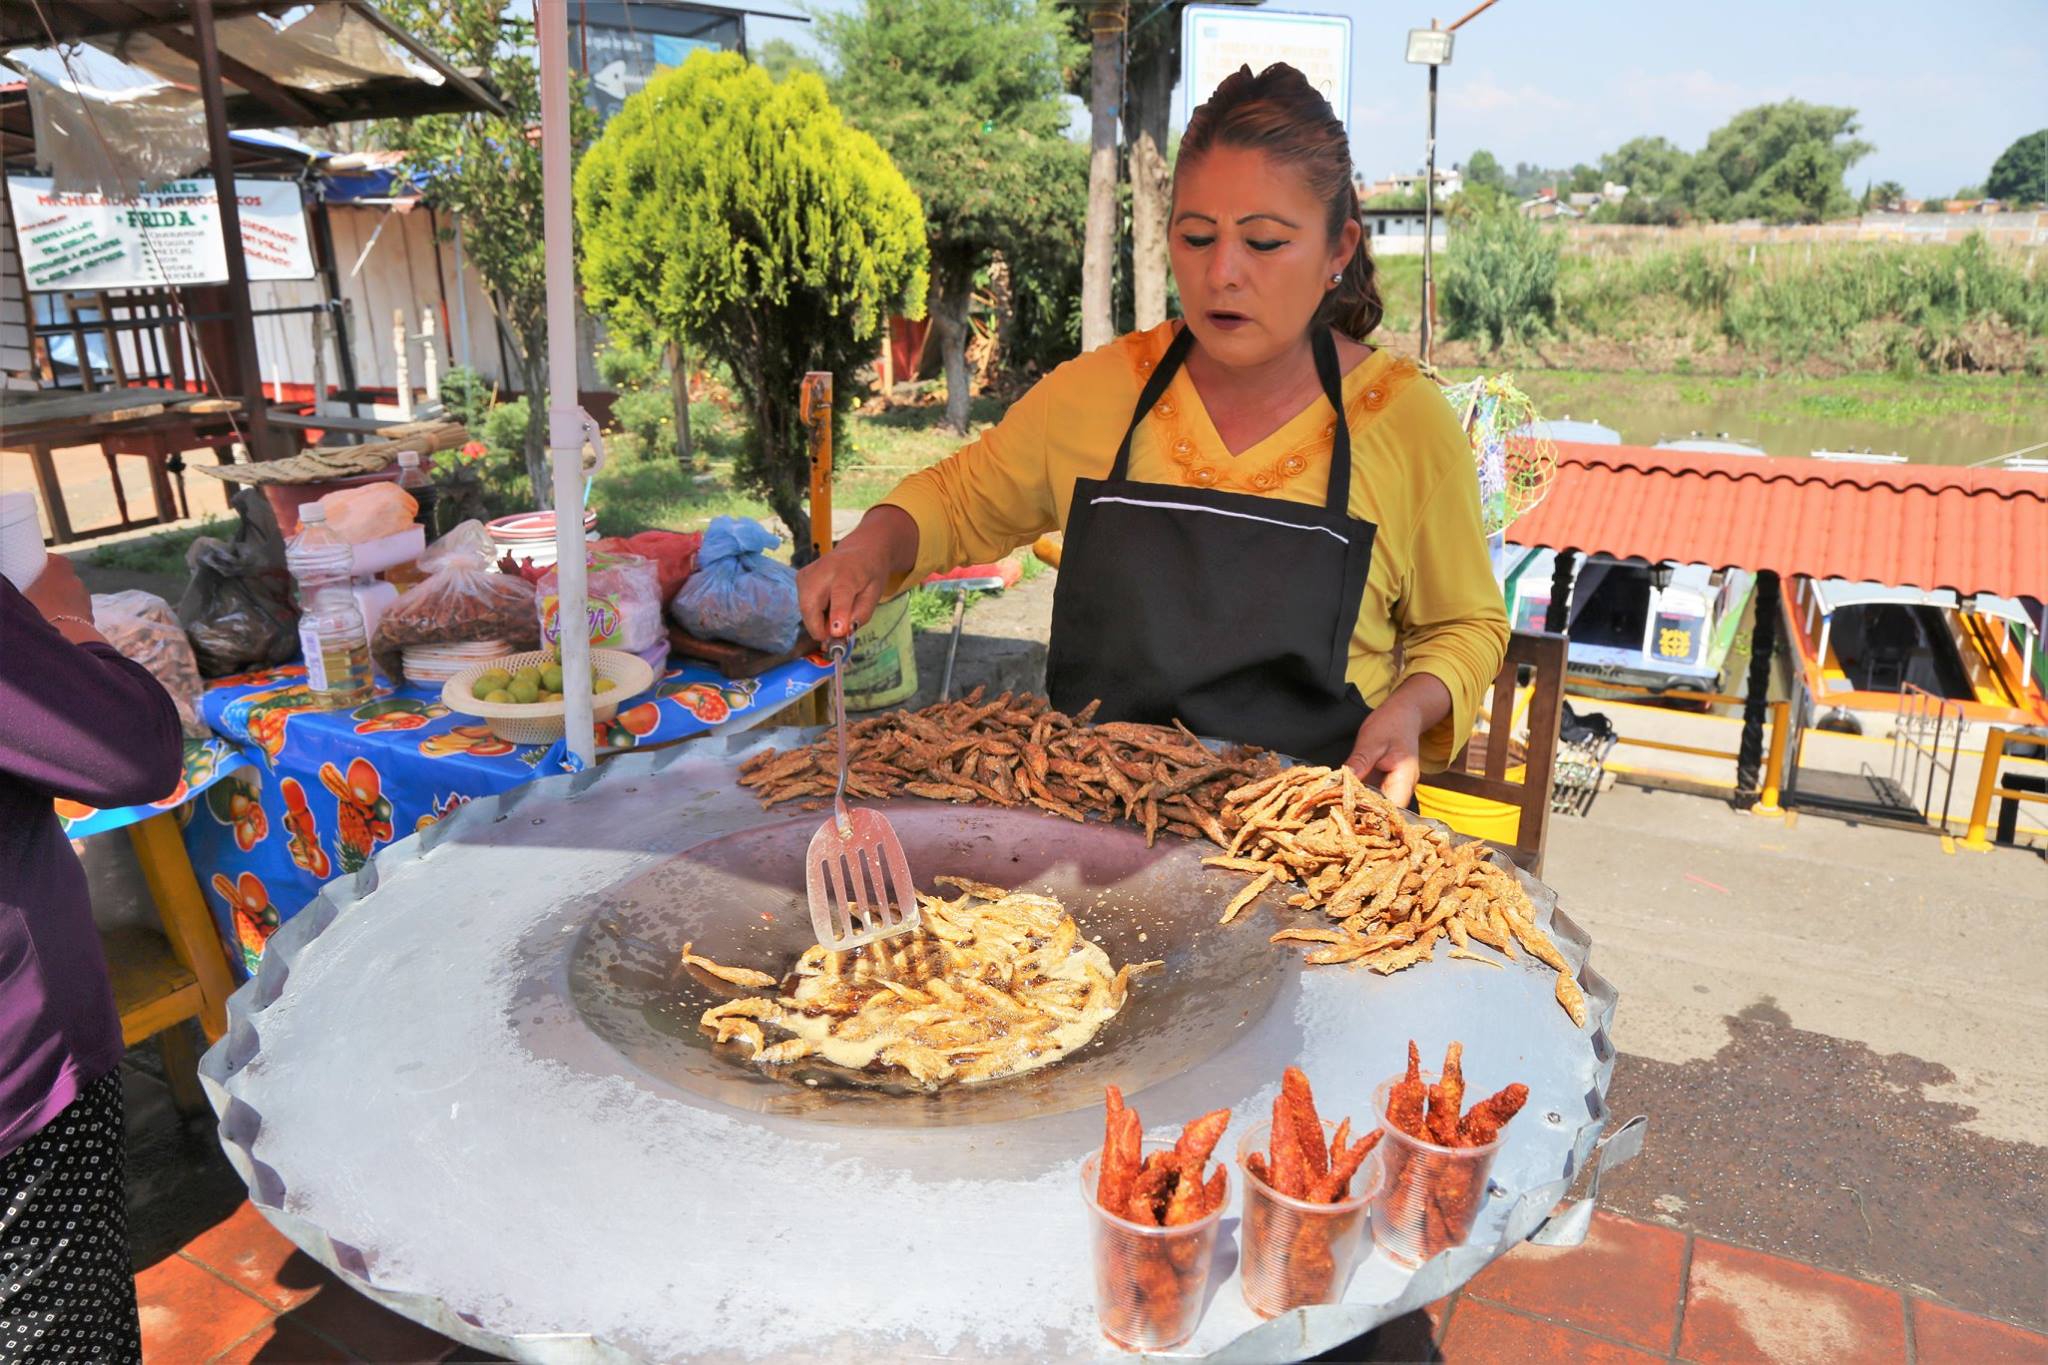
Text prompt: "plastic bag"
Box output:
[[372, 520, 538, 677], [668, 516, 800, 654], [316, 481, 417, 543], [177, 487, 300, 678], [593, 530, 702, 602], [92, 589, 210, 738], [539, 551, 663, 655]]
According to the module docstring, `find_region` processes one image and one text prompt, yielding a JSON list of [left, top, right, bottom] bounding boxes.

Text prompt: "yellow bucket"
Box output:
[[1415, 764, 1526, 844], [842, 592, 917, 711]]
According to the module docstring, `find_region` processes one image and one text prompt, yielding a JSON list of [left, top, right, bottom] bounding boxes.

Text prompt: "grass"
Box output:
[[586, 394, 1004, 538], [86, 517, 232, 577]]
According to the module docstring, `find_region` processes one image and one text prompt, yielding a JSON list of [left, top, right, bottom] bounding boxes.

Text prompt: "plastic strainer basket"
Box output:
[[440, 647, 657, 744]]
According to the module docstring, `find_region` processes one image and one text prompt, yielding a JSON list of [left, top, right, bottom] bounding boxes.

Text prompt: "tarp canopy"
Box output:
[[1505, 444, 2048, 601]]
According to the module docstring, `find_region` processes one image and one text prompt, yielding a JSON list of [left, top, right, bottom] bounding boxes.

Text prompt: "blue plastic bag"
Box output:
[[668, 516, 802, 654]]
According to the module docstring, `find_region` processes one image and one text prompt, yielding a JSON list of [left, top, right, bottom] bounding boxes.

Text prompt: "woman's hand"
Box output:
[[795, 505, 919, 644], [1342, 674, 1452, 807], [23, 554, 91, 624]]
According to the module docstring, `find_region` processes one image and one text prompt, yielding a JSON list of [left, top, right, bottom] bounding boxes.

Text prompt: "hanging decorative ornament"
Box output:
[[1435, 371, 1558, 538]]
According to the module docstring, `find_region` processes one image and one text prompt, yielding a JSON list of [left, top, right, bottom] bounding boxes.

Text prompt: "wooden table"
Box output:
[[0, 386, 244, 542]]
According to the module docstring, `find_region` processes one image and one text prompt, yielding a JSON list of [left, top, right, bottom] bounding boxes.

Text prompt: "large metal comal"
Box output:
[[201, 730, 1633, 1363]]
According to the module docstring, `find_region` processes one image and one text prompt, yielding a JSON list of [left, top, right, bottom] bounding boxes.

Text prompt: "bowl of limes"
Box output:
[[440, 646, 658, 744]]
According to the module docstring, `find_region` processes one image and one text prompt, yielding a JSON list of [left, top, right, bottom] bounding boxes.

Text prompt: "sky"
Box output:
[[751, 0, 2048, 199]]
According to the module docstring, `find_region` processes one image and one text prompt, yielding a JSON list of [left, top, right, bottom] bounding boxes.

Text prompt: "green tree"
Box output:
[[1440, 211, 1561, 352], [1863, 179, 1906, 211], [1462, 148, 1506, 191], [575, 52, 928, 552], [1598, 135, 1690, 200], [820, 0, 1079, 434], [1567, 163, 1602, 195], [1986, 129, 2048, 203], [756, 36, 823, 82], [375, 0, 595, 506], [1680, 100, 1871, 223]]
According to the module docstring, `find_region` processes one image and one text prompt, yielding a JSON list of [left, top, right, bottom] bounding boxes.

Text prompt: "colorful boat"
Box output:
[[1499, 547, 1754, 692], [1784, 577, 2048, 726]]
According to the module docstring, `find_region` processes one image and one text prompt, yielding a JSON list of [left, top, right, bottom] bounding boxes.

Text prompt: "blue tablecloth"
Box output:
[[64, 655, 830, 976]]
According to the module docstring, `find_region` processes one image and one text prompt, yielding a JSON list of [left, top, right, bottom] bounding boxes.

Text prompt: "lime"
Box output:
[[593, 677, 617, 694], [509, 676, 540, 704], [541, 663, 565, 692], [475, 669, 511, 694], [483, 688, 514, 704]]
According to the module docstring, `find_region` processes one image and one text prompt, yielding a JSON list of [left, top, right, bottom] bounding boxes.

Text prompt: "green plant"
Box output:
[[575, 52, 928, 555], [1679, 100, 1870, 223], [439, 364, 493, 428], [1986, 129, 2047, 204], [1440, 210, 1562, 351]]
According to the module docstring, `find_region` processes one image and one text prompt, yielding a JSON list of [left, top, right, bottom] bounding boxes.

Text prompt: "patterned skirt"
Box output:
[[0, 1072, 141, 1363]]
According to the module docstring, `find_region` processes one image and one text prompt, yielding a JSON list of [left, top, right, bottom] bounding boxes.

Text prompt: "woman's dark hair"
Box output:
[[1175, 62, 1383, 342]]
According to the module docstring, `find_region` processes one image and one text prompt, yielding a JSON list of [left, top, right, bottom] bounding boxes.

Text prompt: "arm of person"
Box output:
[[1343, 415, 1511, 803], [799, 374, 1060, 643], [2, 563, 184, 809]]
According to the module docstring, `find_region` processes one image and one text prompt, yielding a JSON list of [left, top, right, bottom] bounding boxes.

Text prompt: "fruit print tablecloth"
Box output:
[[85, 654, 828, 977]]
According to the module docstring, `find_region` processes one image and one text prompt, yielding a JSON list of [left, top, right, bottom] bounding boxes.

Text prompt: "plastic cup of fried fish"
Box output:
[[1236, 1118, 1381, 1317], [1367, 1074, 1505, 1268], [1080, 1142, 1225, 1351]]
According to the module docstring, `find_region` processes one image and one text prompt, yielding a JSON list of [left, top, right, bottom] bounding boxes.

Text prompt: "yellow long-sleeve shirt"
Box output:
[[881, 321, 1510, 770]]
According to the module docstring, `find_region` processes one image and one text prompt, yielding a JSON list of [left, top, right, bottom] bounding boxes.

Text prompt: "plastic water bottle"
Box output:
[[395, 449, 439, 536], [287, 504, 375, 707]]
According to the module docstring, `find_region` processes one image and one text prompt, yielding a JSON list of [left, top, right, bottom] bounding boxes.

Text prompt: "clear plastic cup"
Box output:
[[1236, 1118, 1381, 1317], [1367, 1073, 1505, 1267], [1080, 1142, 1226, 1351]]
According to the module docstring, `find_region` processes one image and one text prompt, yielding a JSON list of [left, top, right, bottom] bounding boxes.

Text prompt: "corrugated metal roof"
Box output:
[[1506, 443, 2048, 600]]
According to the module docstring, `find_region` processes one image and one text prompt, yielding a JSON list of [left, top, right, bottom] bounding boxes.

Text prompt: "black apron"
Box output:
[[1047, 325, 1377, 766]]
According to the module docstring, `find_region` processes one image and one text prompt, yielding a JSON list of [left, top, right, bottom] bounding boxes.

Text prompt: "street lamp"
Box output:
[[1404, 25, 1453, 367], [1405, 0, 1499, 368]]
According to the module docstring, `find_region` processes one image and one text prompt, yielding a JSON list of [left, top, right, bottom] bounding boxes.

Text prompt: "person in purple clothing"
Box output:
[[2, 555, 181, 1363]]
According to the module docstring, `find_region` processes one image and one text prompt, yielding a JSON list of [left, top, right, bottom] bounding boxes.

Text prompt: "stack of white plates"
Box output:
[[1, 491, 46, 591], [487, 509, 599, 571], [404, 639, 515, 688]]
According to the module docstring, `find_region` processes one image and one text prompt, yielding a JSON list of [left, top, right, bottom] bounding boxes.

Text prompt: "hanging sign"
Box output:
[[5, 176, 314, 292], [1180, 6, 1353, 132]]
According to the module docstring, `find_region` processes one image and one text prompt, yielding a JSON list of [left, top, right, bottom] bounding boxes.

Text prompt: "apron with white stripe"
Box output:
[[1046, 324, 1377, 766]]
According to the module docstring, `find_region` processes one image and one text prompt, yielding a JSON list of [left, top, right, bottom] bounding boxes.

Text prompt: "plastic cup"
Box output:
[[1368, 1074, 1505, 1267], [1236, 1118, 1380, 1317], [1080, 1142, 1225, 1351]]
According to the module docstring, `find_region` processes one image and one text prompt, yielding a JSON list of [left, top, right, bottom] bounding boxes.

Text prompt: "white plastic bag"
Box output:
[[92, 590, 210, 739]]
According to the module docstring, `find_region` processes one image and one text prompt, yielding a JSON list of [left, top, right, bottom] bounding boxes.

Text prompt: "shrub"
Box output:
[[1440, 211, 1562, 351], [575, 52, 928, 553]]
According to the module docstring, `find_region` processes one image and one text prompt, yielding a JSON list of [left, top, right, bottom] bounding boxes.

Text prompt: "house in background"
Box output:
[[1358, 206, 1447, 254]]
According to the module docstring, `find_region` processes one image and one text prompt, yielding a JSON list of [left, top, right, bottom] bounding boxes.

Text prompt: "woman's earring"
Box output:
[[1330, 273, 1343, 284]]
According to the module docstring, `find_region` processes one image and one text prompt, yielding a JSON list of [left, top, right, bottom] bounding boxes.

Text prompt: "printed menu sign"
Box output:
[[5, 176, 314, 291]]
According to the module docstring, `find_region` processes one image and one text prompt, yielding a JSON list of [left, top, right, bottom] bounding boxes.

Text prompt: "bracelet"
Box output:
[[47, 613, 97, 633]]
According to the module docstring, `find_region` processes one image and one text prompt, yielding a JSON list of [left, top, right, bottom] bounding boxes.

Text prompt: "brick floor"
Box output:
[[142, 1205, 2048, 1362]]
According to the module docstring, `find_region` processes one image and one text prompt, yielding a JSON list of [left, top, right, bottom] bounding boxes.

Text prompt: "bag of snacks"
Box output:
[[538, 551, 663, 657], [372, 520, 538, 678], [668, 517, 800, 654], [316, 481, 417, 543], [92, 589, 210, 738], [177, 487, 300, 677]]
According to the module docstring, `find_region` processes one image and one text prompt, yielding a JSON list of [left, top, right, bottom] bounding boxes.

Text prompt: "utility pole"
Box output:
[[1406, 0, 1501, 368], [1082, 1, 1127, 352]]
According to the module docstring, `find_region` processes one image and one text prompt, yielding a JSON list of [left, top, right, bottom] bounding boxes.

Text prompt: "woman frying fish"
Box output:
[[797, 63, 1508, 805]]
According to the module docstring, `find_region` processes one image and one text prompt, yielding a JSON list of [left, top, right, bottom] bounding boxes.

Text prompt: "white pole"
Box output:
[[539, 0, 593, 768]]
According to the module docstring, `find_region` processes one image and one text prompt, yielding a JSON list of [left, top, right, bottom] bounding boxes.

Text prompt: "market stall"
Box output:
[[199, 724, 1636, 1362]]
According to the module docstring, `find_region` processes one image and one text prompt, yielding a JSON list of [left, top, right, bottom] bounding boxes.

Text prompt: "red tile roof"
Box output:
[[1507, 444, 2048, 600]]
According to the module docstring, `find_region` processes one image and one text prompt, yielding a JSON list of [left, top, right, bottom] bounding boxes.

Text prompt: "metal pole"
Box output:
[[1421, 54, 1438, 368], [191, 0, 276, 458], [539, 0, 594, 768]]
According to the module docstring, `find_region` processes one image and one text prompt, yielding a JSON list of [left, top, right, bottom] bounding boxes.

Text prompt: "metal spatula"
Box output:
[[805, 638, 919, 951]]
